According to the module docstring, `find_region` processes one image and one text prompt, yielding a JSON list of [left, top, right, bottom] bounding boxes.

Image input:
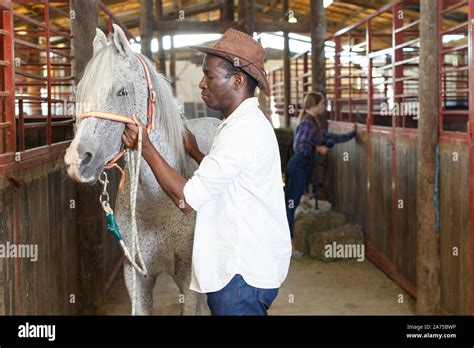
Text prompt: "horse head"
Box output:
[[65, 24, 177, 184]]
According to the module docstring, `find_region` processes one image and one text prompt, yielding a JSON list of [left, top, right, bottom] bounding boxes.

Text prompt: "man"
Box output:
[[122, 28, 291, 316]]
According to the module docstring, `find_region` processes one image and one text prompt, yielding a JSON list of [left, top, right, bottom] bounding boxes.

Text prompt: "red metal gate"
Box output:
[[270, 0, 474, 314]]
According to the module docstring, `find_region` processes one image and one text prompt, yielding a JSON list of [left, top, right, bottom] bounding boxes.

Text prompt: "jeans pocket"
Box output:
[[257, 288, 279, 310]]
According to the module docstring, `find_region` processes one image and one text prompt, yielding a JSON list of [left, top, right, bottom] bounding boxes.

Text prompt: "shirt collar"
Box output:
[[218, 97, 259, 129]]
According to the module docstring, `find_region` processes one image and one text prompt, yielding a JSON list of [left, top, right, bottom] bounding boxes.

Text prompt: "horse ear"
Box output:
[[93, 28, 108, 56], [112, 23, 132, 55]]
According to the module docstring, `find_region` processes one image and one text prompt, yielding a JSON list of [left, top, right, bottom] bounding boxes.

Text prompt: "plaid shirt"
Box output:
[[293, 114, 356, 157]]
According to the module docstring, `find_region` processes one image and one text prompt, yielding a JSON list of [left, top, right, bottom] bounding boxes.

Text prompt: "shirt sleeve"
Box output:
[[325, 130, 356, 144], [183, 128, 251, 211], [293, 120, 317, 157]]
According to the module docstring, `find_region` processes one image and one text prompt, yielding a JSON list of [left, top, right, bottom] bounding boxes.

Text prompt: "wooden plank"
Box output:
[[370, 132, 392, 261], [20, 181, 30, 314], [440, 144, 470, 314], [65, 177, 79, 314], [395, 137, 417, 286], [0, 189, 5, 315], [328, 124, 366, 231], [3, 187, 14, 314]]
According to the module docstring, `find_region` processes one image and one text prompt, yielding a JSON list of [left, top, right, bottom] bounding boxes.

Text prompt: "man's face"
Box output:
[[199, 55, 236, 111]]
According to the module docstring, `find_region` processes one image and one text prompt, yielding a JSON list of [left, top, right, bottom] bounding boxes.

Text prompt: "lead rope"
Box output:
[[99, 125, 148, 315]]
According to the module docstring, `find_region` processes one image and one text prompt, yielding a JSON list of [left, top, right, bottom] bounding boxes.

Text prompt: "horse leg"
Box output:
[[123, 262, 157, 315], [172, 258, 210, 316]]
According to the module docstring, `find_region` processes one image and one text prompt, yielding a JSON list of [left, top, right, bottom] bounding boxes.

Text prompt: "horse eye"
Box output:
[[117, 88, 128, 96]]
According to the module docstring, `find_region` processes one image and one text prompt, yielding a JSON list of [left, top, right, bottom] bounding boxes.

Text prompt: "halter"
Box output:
[[79, 54, 156, 189]]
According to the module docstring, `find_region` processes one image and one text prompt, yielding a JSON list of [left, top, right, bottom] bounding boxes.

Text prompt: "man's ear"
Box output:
[[233, 72, 246, 92]]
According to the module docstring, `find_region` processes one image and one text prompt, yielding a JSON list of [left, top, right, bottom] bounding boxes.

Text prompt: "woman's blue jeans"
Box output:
[[284, 153, 311, 239]]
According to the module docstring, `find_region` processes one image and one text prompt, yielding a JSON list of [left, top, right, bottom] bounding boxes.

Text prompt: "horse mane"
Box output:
[[76, 45, 188, 174], [139, 53, 187, 174]]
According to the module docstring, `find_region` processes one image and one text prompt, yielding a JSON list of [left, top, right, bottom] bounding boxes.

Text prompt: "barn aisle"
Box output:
[[105, 259, 415, 315]]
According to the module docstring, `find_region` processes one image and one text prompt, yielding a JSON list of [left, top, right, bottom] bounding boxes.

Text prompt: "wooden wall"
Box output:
[[0, 159, 121, 315], [0, 161, 78, 314], [439, 142, 470, 314], [328, 122, 471, 315]]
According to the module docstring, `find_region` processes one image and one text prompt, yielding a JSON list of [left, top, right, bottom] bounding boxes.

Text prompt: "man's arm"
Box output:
[[123, 120, 242, 214], [122, 122, 194, 214], [142, 144, 194, 214], [184, 128, 205, 165]]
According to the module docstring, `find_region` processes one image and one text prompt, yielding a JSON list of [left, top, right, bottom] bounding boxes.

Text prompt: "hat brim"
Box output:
[[188, 45, 270, 96]]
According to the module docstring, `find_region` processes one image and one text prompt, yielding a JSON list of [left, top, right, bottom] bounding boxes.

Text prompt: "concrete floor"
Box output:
[[106, 258, 415, 315]]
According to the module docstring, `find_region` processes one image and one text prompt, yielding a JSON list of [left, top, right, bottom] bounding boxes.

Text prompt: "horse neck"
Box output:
[[145, 122, 181, 173]]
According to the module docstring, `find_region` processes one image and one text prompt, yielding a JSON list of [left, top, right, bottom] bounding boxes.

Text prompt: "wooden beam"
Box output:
[[169, 35, 176, 96], [311, 0, 326, 95], [70, 0, 106, 315], [140, 0, 154, 59], [154, 19, 309, 34], [283, 0, 290, 128], [416, 0, 440, 315], [154, 0, 166, 75], [71, 0, 98, 82], [245, 0, 255, 35], [222, 0, 234, 21]]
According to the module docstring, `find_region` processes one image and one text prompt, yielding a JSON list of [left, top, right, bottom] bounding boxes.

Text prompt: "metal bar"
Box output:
[[44, 0, 52, 145], [441, 21, 468, 36], [18, 99, 24, 151], [0, 141, 71, 174], [0, 0, 12, 10], [348, 33, 352, 122], [394, 37, 420, 51], [440, 0, 468, 14], [467, 0, 474, 316], [334, 38, 341, 120], [98, 0, 136, 42], [391, 0, 403, 278], [439, 0, 444, 134], [441, 44, 469, 54], [47, 2, 69, 17], [13, 10, 45, 28], [3, 7, 15, 153], [14, 37, 46, 50], [334, 0, 402, 37], [394, 19, 420, 34]]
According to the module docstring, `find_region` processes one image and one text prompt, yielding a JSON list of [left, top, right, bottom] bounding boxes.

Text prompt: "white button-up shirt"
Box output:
[[183, 97, 292, 293]]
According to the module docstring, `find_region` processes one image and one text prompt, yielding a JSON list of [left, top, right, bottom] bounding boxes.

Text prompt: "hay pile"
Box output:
[[293, 211, 347, 255], [308, 224, 364, 262]]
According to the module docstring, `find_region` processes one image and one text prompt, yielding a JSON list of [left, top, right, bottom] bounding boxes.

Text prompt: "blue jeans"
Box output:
[[285, 153, 311, 239], [206, 274, 279, 316]]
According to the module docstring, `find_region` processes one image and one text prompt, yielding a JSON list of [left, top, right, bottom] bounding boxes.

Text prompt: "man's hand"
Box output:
[[316, 145, 329, 156], [122, 117, 151, 150], [184, 128, 204, 165]]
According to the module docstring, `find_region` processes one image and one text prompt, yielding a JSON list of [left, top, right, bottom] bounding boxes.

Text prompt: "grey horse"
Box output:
[[64, 24, 219, 315]]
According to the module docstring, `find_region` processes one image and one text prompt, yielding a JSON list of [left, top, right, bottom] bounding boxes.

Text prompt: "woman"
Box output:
[[285, 92, 356, 258]]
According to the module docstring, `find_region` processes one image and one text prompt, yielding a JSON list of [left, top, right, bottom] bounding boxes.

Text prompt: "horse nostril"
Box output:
[[81, 151, 94, 166]]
